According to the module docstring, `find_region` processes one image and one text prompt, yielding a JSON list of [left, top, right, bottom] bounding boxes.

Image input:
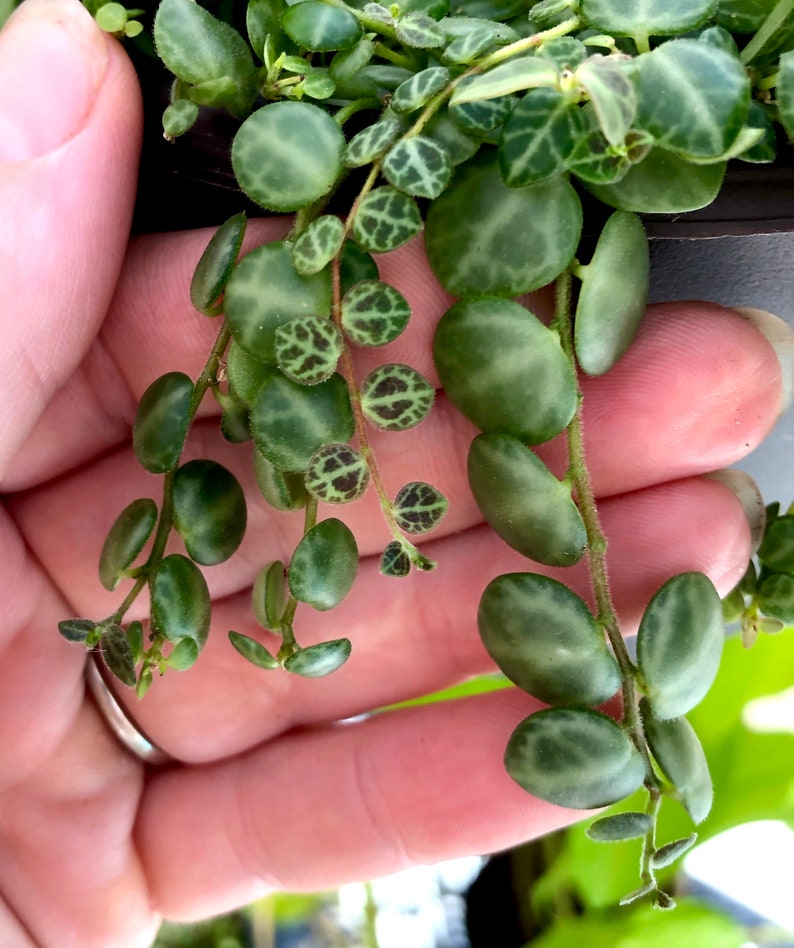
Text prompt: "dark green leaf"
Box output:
[[288, 519, 358, 610], [468, 433, 586, 567], [282, 1, 362, 51], [252, 560, 287, 630], [220, 391, 252, 443], [341, 280, 411, 346], [150, 553, 211, 649], [536, 37, 588, 71], [651, 834, 698, 869], [442, 18, 519, 64], [340, 241, 380, 294], [637, 572, 724, 720], [757, 573, 794, 623], [574, 210, 649, 375], [433, 297, 577, 442], [284, 638, 352, 677], [172, 459, 247, 565], [190, 212, 246, 313], [330, 38, 376, 83], [291, 216, 345, 276], [58, 618, 97, 644], [425, 152, 582, 296], [305, 443, 370, 504], [225, 241, 332, 364], [232, 102, 345, 212], [253, 449, 308, 510], [580, 0, 717, 36], [383, 136, 452, 199], [345, 113, 407, 167], [587, 812, 653, 842], [228, 630, 279, 669], [98, 497, 158, 591], [251, 372, 355, 472], [478, 573, 621, 706], [715, 0, 779, 33], [360, 364, 434, 431], [757, 515, 794, 571], [133, 372, 193, 474], [246, 0, 284, 61], [566, 129, 632, 185], [422, 109, 481, 165], [351, 187, 423, 253], [448, 86, 515, 133], [275, 316, 343, 386], [226, 340, 273, 405], [380, 540, 412, 577], [100, 623, 137, 687], [392, 481, 447, 534], [391, 66, 451, 114], [505, 708, 646, 808], [641, 701, 713, 824], [127, 621, 144, 664]]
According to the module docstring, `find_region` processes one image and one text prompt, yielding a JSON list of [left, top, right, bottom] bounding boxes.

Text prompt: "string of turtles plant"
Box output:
[[57, 0, 794, 909]]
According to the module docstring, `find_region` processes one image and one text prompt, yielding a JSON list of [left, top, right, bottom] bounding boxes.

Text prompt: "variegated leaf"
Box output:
[[305, 443, 370, 504], [391, 66, 451, 115], [380, 540, 411, 577], [345, 113, 406, 167], [395, 11, 446, 48], [383, 136, 453, 199], [351, 187, 422, 253], [393, 481, 448, 534], [341, 280, 411, 346], [274, 316, 343, 386], [361, 364, 434, 430], [291, 215, 345, 275]]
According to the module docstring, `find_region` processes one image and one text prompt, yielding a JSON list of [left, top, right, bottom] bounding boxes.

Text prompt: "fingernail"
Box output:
[[730, 307, 794, 418], [705, 468, 766, 554], [0, 0, 108, 162]]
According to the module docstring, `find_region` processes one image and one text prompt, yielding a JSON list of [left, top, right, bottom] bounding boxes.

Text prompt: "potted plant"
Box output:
[[51, 0, 794, 916]]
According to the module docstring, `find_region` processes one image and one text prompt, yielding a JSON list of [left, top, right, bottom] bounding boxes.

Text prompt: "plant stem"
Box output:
[[741, 0, 794, 64]]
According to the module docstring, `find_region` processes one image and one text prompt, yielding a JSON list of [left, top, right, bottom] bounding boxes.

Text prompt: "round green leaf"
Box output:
[[232, 102, 345, 212], [228, 630, 279, 669], [392, 481, 447, 534], [478, 573, 621, 706], [635, 41, 750, 161], [172, 459, 247, 565], [641, 700, 713, 825], [425, 152, 582, 297], [100, 623, 137, 687], [468, 433, 586, 567], [574, 210, 649, 376], [580, 0, 716, 36], [251, 372, 355, 472], [288, 519, 358, 610], [275, 316, 343, 386], [756, 573, 794, 624], [305, 443, 370, 504], [190, 213, 246, 313], [584, 148, 726, 213], [166, 636, 200, 671], [360, 364, 434, 431], [391, 66, 451, 114], [341, 280, 411, 346], [225, 241, 332, 363], [282, 1, 362, 51], [587, 812, 653, 842], [99, 498, 158, 591], [150, 553, 211, 649], [505, 708, 646, 809], [383, 136, 453, 199], [284, 638, 352, 677], [291, 215, 346, 276], [757, 515, 794, 571], [433, 297, 577, 443], [637, 572, 724, 720], [352, 187, 423, 254], [133, 372, 193, 474]]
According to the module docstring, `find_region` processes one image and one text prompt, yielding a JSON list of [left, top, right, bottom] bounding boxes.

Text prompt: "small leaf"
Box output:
[[133, 372, 193, 474], [253, 449, 308, 511], [162, 99, 199, 139], [127, 621, 144, 664], [361, 364, 434, 431], [345, 114, 406, 167], [330, 38, 376, 83], [380, 540, 412, 577], [478, 573, 621, 706], [341, 280, 411, 346], [443, 20, 519, 65], [288, 519, 358, 610], [305, 443, 370, 504], [232, 102, 345, 212], [98, 497, 158, 591], [383, 136, 452, 199], [228, 630, 279, 669], [757, 515, 794, 571], [587, 812, 653, 842], [574, 210, 649, 375], [637, 572, 724, 720], [757, 573, 794, 624], [275, 316, 343, 386], [392, 481, 447, 534], [619, 882, 657, 906], [505, 708, 646, 809], [284, 638, 352, 677], [580, 0, 717, 36], [651, 834, 698, 869], [100, 623, 137, 687], [166, 637, 200, 671], [58, 618, 97, 644], [172, 459, 247, 566], [190, 212, 247, 313], [251, 372, 355, 472], [291, 216, 345, 275], [468, 433, 586, 567], [391, 66, 451, 114], [150, 554, 211, 650], [187, 76, 238, 108], [395, 10, 446, 48], [566, 129, 631, 185], [449, 88, 515, 134], [450, 56, 558, 104], [351, 187, 422, 253], [575, 55, 636, 147], [252, 560, 287, 630], [282, 1, 362, 51]]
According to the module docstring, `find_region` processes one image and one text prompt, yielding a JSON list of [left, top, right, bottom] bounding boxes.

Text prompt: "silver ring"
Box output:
[[85, 653, 172, 765]]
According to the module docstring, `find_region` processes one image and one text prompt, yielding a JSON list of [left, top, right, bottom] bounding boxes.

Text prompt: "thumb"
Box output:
[[0, 0, 142, 477]]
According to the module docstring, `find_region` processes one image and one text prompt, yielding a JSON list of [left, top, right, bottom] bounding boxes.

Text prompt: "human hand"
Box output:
[[0, 1, 790, 944]]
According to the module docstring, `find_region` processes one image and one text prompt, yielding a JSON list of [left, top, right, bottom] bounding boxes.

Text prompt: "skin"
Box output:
[[0, 1, 789, 944]]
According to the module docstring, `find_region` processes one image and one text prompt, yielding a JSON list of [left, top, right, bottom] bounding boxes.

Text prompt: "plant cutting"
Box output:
[[51, 0, 794, 913]]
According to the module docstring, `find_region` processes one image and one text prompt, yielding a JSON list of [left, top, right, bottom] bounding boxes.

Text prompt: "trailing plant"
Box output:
[[55, 0, 794, 910]]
